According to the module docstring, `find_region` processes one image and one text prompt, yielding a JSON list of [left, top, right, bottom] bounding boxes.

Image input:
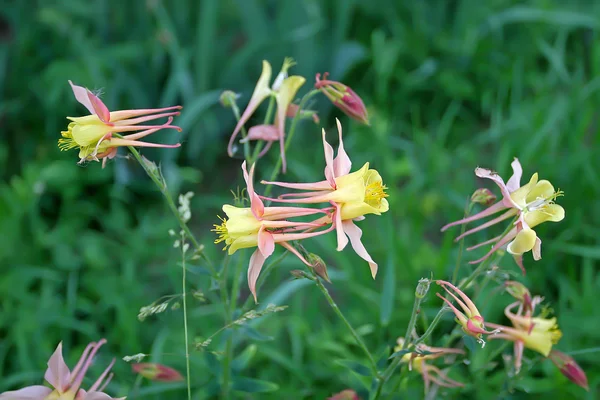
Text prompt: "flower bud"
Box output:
[[415, 278, 431, 299], [132, 363, 184, 382], [290, 269, 308, 279], [220, 90, 239, 108], [471, 188, 497, 206], [504, 281, 532, 310], [307, 253, 330, 283], [315, 72, 369, 125], [549, 350, 589, 391]]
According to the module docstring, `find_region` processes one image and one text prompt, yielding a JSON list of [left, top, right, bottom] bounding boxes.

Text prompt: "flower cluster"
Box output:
[[214, 120, 388, 301], [0, 339, 124, 400]]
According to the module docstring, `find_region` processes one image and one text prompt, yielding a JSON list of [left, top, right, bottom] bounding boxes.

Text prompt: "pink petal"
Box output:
[[453, 208, 517, 241], [505, 158, 523, 193], [227, 60, 273, 157], [69, 81, 100, 117], [83, 392, 123, 400], [242, 162, 264, 219], [107, 138, 181, 148], [87, 91, 111, 123], [332, 118, 352, 177], [0, 386, 52, 399], [475, 167, 518, 208], [241, 124, 279, 142], [247, 249, 267, 303], [45, 342, 71, 390], [514, 340, 524, 374], [468, 226, 518, 264], [436, 293, 467, 323], [261, 179, 333, 191], [279, 242, 312, 266], [257, 228, 275, 258], [341, 220, 378, 277], [441, 201, 508, 232], [322, 128, 337, 187], [334, 202, 349, 251]]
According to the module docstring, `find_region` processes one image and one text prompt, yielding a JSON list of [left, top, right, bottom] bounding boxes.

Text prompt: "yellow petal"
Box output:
[[522, 329, 555, 356], [507, 228, 537, 255], [524, 204, 565, 228], [510, 173, 538, 207], [70, 121, 112, 147], [526, 180, 555, 203], [228, 234, 259, 254], [340, 201, 381, 220]]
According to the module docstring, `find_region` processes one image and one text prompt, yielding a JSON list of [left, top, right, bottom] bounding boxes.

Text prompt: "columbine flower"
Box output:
[[548, 350, 589, 391], [441, 158, 565, 273], [0, 339, 125, 400], [132, 363, 183, 382], [315, 72, 369, 125], [59, 81, 182, 167], [487, 300, 562, 373], [396, 338, 465, 392], [227, 58, 306, 172], [212, 162, 334, 301], [261, 119, 388, 277], [436, 280, 497, 346]]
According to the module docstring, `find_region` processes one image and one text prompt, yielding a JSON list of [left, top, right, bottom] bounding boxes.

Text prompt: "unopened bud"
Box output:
[[132, 363, 184, 382], [415, 278, 431, 299], [327, 389, 360, 400], [471, 188, 497, 206], [549, 350, 589, 391], [504, 281, 532, 311], [315, 72, 369, 125], [290, 270, 308, 279], [307, 253, 330, 283], [220, 90, 239, 108]]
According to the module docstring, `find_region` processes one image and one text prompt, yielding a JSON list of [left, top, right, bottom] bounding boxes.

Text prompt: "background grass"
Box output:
[[1, 0, 599, 398]]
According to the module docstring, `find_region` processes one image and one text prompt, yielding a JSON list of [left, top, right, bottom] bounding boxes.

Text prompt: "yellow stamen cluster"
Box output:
[[58, 124, 79, 151], [212, 216, 230, 250], [365, 181, 389, 205]]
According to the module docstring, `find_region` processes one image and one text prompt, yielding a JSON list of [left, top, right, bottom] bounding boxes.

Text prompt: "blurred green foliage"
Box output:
[[1, 0, 599, 398]]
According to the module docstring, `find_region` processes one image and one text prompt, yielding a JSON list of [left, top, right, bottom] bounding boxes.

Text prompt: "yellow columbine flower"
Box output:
[[260, 119, 388, 277], [441, 158, 564, 274], [61, 81, 182, 166]]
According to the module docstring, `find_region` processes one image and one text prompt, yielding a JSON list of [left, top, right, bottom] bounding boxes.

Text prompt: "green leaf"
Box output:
[[335, 359, 371, 377], [232, 377, 279, 393]]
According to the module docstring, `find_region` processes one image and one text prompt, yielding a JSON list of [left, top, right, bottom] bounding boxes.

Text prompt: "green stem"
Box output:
[[220, 255, 233, 399], [250, 96, 276, 162], [126, 145, 216, 276], [310, 271, 379, 378], [451, 202, 474, 284], [414, 308, 450, 346], [181, 234, 192, 400], [263, 89, 320, 198], [371, 282, 427, 400], [230, 101, 251, 162]]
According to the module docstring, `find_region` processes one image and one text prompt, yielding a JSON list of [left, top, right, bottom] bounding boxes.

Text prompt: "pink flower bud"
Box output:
[[315, 73, 369, 125], [549, 350, 589, 391], [504, 281, 532, 311], [132, 363, 184, 382], [471, 188, 497, 206]]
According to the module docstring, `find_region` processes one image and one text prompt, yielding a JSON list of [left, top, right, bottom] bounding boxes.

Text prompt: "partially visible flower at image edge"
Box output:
[[0, 339, 125, 400], [59, 81, 182, 167]]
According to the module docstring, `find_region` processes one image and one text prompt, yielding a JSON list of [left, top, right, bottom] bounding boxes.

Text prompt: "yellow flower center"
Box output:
[[365, 180, 388, 206], [212, 216, 231, 250]]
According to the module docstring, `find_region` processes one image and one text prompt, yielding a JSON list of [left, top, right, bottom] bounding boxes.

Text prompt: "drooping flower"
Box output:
[[59, 81, 182, 167], [132, 363, 183, 382], [0, 339, 125, 400], [441, 158, 564, 273], [315, 72, 369, 125], [327, 390, 360, 400], [227, 58, 306, 172], [548, 350, 589, 391], [487, 300, 562, 373], [212, 162, 334, 301], [436, 280, 497, 345], [396, 338, 465, 393], [260, 119, 387, 277]]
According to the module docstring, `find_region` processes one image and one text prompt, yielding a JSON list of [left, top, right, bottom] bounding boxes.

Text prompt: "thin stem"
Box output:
[[230, 101, 251, 162], [310, 270, 379, 377], [371, 283, 427, 400], [263, 89, 320, 198], [250, 96, 276, 162], [126, 145, 216, 276], [220, 255, 233, 400], [451, 202, 474, 284], [414, 308, 450, 346], [181, 233, 192, 400]]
